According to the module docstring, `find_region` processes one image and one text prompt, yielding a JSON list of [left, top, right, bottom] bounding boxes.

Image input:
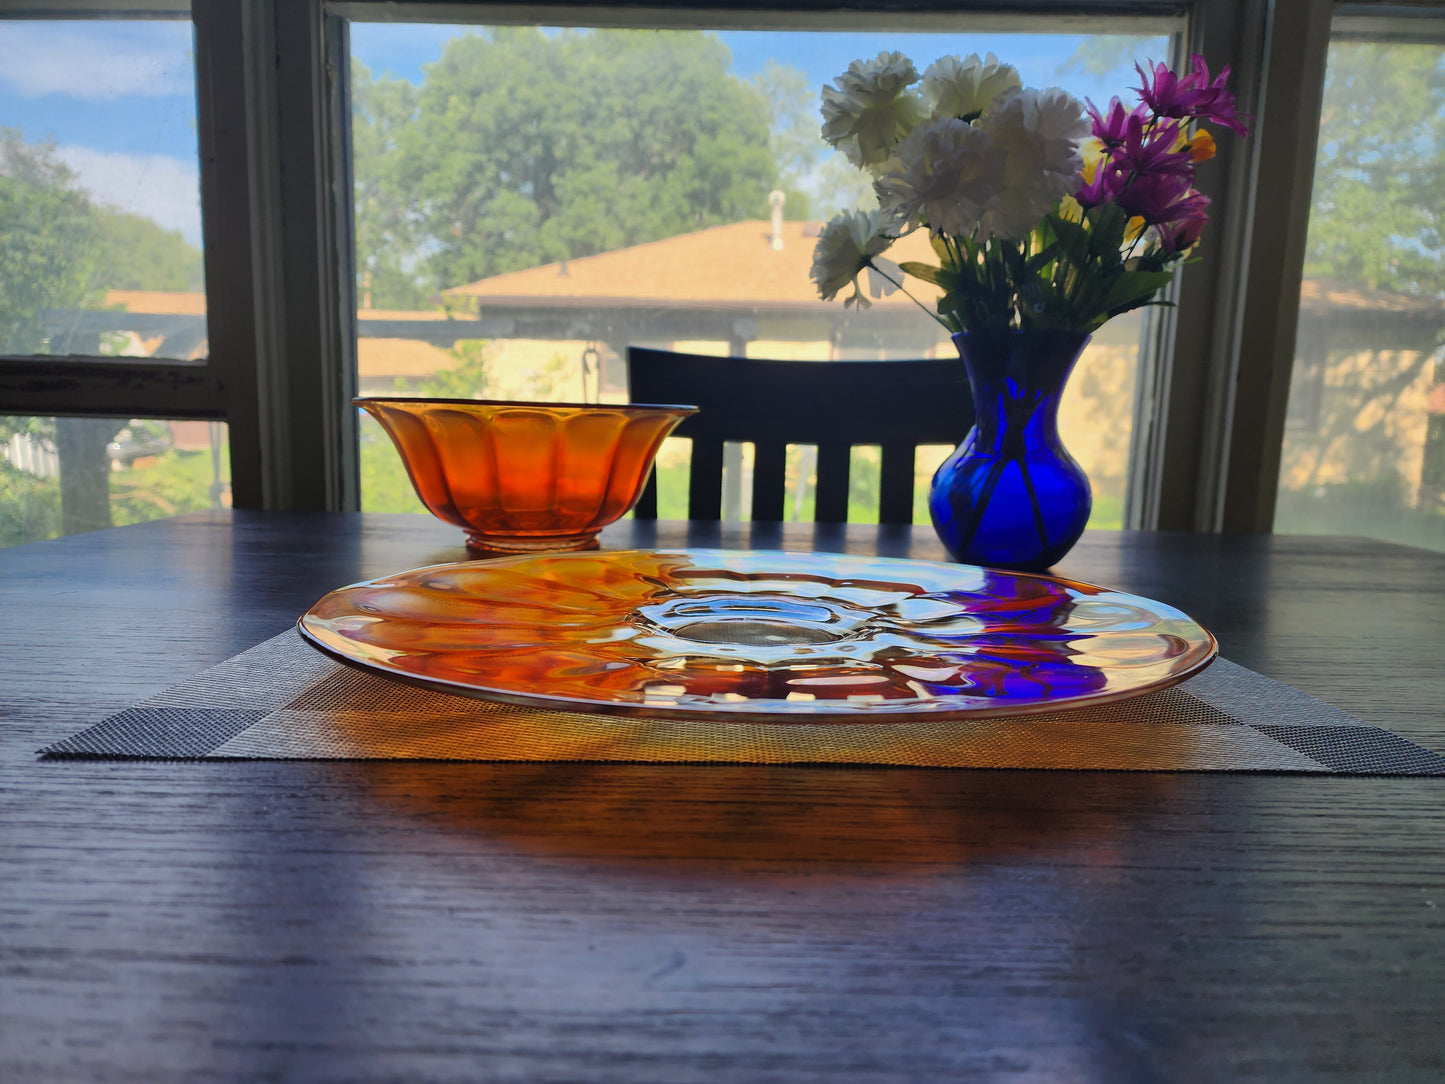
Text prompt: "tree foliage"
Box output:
[[1058, 36, 1157, 78], [0, 129, 205, 353], [92, 204, 204, 292], [0, 130, 100, 353], [747, 60, 816, 218], [1282, 42, 1445, 542], [1304, 43, 1445, 296], [401, 338, 491, 399], [352, 29, 783, 307], [352, 62, 427, 310], [0, 131, 206, 546]]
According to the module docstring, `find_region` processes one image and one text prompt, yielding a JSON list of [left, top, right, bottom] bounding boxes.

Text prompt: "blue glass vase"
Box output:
[[929, 329, 1092, 571]]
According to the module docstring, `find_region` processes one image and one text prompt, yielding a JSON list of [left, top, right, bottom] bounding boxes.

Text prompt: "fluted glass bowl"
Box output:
[[357, 397, 696, 555]]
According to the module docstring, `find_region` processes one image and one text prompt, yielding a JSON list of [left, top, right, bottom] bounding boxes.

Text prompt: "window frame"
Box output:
[[0, 0, 1391, 537], [0, 2, 221, 416]]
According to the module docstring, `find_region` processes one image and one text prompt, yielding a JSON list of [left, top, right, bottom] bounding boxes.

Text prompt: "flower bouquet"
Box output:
[[810, 51, 1247, 569]]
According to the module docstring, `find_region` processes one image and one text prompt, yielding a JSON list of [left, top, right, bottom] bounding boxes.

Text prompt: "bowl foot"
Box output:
[[464, 530, 603, 557]]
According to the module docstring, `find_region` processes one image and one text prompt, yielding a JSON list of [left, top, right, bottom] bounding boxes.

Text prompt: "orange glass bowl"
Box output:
[[357, 397, 696, 555]]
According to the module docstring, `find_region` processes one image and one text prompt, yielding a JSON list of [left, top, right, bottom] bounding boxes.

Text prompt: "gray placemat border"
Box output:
[[37, 630, 1445, 775]]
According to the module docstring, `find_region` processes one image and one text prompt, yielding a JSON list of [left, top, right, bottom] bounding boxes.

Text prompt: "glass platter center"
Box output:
[[297, 548, 1217, 722], [638, 592, 876, 647]]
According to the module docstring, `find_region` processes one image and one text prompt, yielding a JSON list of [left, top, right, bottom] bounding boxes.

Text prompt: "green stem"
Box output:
[[953, 456, 1010, 553], [867, 263, 950, 330], [1017, 456, 1051, 550]]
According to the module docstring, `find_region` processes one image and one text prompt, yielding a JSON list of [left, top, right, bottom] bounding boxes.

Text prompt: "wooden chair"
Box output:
[[627, 346, 973, 524]]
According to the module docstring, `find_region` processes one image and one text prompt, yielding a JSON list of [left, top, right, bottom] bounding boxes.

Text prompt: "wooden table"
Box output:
[[3, 511, 1443, 1081]]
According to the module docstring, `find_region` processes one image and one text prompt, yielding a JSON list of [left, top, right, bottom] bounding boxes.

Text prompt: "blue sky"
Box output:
[[0, 19, 1167, 248], [0, 20, 201, 241], [349, 24, 1167, 109]]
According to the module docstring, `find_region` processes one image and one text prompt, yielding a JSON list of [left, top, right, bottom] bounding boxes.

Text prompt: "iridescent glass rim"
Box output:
[[354, 396, 698, 414], [297, 549, 1218, 724]]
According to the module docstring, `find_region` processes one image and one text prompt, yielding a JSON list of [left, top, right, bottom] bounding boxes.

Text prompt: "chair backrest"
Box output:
[[627, 346, 973, 524]]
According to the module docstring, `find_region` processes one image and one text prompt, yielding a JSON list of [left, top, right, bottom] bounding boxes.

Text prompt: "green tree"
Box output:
[[360, 339, 493, 512], [400, 338, 491, 398], [0, 128, 206, 352], [0, 135, 109, 539], [0, 415, 61, 547], [352, 28, 783, 304], [1303, 43, 1445, 296], [1058, 35, 1157, 78], [352, 61, 428, 310], [92, 205, 204, 292], [0, 130, 208, 546], [0, 130, 101, 353], [1281, 42, 1445, 545], [748, 60, 816, 219]]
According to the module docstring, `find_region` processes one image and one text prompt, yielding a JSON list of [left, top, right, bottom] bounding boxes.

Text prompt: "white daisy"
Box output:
[[978, 87, 1089, 238], [820, 52, 927, 171], [810, 209, 899, 308], [873, 118, 1004, 239], [921, 53, 1022, 121]]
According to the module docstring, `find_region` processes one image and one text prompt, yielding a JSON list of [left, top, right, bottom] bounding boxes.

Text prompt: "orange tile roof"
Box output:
[[104, 289, 207, 315], [357, 308, 473, 321], [102, 290, 465, 323], [444, 220, 942, 310], [1297, 278, 1442, 316], [357, 337, 457, 378], [102, 253, 1444, 322]]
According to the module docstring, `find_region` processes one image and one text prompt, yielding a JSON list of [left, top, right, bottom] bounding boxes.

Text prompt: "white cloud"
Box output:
[[0, 24, 192, 100], [57, 145, 202, 246]]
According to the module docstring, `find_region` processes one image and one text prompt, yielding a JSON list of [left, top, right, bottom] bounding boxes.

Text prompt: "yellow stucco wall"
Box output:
[[1279, 347, 1436, 503]]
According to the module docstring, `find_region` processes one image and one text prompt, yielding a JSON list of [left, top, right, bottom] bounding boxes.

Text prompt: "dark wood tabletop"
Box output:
[[3, 511, 1443, 1082]]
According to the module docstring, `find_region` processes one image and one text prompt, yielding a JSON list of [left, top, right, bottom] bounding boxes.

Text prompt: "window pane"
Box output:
[[0, 19, 206, 360], [1276, 38, 1445, 552], [349, 23, 1167, 523], [0, 415, 230, 548]]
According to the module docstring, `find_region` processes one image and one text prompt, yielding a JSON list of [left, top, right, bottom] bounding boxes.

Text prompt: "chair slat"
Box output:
[[814, 443, 851, 523], [688, 438, 726, 520], [751, 441, 787, 522], [627, 348, 973, 526], [878, 443, 917, 525]]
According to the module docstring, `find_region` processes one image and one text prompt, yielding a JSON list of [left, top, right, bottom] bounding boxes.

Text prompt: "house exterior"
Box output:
[[44, 219, 1441, 526]]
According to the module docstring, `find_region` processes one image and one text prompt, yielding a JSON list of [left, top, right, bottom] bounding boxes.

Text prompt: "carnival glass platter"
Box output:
[[298, 549, 1217, 723]]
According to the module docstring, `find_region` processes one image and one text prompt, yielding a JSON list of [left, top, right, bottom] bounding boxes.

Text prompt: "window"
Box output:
[[1, 415, 230, 547], [3, 1, 1399, 547], [0, 12, 221, 546], [348, 19, 1169, 527], [1275, 30, 1445, 553], [0, 19, 206, 359]]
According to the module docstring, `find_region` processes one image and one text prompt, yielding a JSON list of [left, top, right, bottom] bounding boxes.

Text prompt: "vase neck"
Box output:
[[953, 330, 1090, 449]]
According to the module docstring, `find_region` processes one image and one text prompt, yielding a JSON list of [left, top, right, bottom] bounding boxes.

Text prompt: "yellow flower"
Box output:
[[1184, 127, 1216, 162]]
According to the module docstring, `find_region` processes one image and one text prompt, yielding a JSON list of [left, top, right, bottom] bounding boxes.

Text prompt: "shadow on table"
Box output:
[[350, 762, 1179, 881]]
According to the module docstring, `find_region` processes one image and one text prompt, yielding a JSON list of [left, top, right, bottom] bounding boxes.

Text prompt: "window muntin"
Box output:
[[348, 21, 1168, 526], [0, 18, 206, 361], [1275, 36, 1445, 552]]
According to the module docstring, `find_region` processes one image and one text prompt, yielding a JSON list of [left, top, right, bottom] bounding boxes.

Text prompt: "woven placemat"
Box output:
[[37, 629, 1445, 774]]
